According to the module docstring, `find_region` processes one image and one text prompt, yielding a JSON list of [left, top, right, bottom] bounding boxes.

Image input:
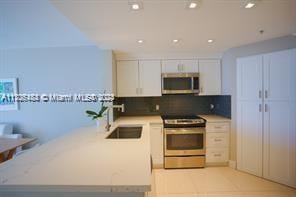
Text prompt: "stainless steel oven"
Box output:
[[162, 115, 206, 169], [161, 73, 199, 94], [164, 128, 205, 156]]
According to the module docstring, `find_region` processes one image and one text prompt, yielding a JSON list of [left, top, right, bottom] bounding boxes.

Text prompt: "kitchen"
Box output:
[[0, 0, 296, 197]]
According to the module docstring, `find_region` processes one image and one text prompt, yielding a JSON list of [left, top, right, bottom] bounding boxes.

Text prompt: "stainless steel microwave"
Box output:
[[161, 73, 199, 94]]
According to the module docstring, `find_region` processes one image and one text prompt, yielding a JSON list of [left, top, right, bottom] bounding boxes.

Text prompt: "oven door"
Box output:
[[164, 128, 205, 156], [162, 73, 199, 94]]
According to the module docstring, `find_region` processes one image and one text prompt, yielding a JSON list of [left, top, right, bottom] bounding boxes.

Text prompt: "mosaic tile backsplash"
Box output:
[[114, 95, 231, 119]]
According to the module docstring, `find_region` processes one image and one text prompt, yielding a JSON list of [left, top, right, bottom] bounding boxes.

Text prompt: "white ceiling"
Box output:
[[51, 0, 296, 59]]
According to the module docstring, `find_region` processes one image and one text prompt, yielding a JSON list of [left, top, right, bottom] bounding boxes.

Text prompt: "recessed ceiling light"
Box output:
[[173, 39, 179, 43], [207, 39, 214, 43], [129, 1, 142, 10], [189, 2, 197, 9], [244, 0, 257, 8], [137, 39, 144, 43], [132, 3, 140, 10], [245, 2, 255, 8]]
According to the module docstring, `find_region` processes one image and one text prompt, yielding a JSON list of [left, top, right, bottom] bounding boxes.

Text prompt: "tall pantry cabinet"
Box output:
[[237, 48, 296, 188]]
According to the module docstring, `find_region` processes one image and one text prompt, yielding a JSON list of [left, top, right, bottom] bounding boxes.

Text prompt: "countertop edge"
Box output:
[[198, 115, 231, 123]]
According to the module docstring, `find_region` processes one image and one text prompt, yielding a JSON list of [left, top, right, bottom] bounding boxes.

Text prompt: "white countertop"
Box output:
[[0, 116, 162, 193], [199, 115, 231, 123]]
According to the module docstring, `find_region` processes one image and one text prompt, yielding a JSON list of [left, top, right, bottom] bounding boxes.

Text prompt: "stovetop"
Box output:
[[161, 115, 206, 128], [161, 115, 200, 120]]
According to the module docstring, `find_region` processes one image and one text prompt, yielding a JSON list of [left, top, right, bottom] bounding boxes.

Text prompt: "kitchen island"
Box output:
[[0, 116, 162, 197]]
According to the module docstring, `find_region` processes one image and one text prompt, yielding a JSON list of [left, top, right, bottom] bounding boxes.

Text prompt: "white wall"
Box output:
[[222, 35, 296, 161], [0, 0, 116, 143], [0, 0, 93, 49], [0, 47, 114, 143]]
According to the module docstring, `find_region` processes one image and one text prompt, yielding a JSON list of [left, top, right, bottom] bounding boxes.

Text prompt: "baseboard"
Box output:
[[153, 163, 164, 169], [206, 162, 228, 167], [228, 160, 237, 169]]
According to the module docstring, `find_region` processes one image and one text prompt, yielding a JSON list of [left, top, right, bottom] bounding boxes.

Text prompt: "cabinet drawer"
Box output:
[[206, 133, 229, 148], [206, 148, 229, 163], [206, 122, 230, 133]]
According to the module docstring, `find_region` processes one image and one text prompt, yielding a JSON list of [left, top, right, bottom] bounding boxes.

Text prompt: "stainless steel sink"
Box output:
[[106, 126, 142, 139]]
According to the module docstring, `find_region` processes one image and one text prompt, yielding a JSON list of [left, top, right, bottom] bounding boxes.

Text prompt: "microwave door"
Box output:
[[162, 77, 193, 94]]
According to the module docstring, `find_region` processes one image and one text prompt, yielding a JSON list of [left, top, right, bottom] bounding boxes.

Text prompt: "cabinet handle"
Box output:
[[265, 90, 268, 99], [259, 104, 262, 112], [178, 64, 181, 72], [259, 90, 262, 99], [200, 87, 203, 93], [214, 139, 222, 142], [264, 104, 268, 112], [214, 154, 222, 157], [214, 126, 222, 129]]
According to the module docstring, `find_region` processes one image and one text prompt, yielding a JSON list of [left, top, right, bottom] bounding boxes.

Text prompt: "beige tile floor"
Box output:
[[148, 167, 296, 197]]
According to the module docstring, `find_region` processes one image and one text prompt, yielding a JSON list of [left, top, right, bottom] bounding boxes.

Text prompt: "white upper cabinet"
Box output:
[[161, 60, 180, 73], [161, 59, 198, 73], [117, 60, 139, 97], [139, 60, 162, 97], [198, 59, 221, 95], [237, 55, 263, 101], [180, 60, 198, 73], [263, 50, 293, 101], [116, 60, 161, 97]]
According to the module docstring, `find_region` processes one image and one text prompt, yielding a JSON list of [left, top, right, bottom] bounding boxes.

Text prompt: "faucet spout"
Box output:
[[105, 104, 125, 132]]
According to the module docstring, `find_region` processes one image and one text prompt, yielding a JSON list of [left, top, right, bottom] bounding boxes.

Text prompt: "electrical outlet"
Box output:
[[156, 105, 160, 111], [210, 104, 215, 109]]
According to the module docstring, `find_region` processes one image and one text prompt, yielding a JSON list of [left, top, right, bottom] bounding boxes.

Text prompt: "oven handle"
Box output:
[[164, 128, 205, 135]]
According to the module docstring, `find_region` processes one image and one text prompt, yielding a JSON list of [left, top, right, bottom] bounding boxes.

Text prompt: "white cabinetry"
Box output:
[[206, 122, 230, 165], [116, 60, 161, 97], [237, 49, 296, 188], [161, 60, 198, 73], [139, 60, 162, 97], [117, 61, 139, 97], [150, 124, 163, 168], [198, 60, 221, 95], [117, 58, 222, 97], [237, 55, 263, 177]]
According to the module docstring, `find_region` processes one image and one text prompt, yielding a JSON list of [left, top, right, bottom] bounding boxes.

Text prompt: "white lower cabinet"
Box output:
[[206, 122, 230, 165], [206, 132, 229, 147], [150, 124, 163, 167], [206, 148, 229, 163]]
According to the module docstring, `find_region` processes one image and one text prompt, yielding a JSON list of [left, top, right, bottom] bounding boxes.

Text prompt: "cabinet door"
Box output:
[[198, 59, 221, 95], [179, 60, 198, 73], [263, 101, 296, 187], [116, 61, 139, 97], [237, 55, 263, 101], [161, 60, 180, 73], [263, 50, 294, 101], [237, 101, 263, 177], [150, 125, 163, 166], [139, 60, 162, 96], [263, 49, 296, 188]]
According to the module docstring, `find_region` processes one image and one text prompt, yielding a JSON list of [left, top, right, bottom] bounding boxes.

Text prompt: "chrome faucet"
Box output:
[[105, 104, 125, 132]]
